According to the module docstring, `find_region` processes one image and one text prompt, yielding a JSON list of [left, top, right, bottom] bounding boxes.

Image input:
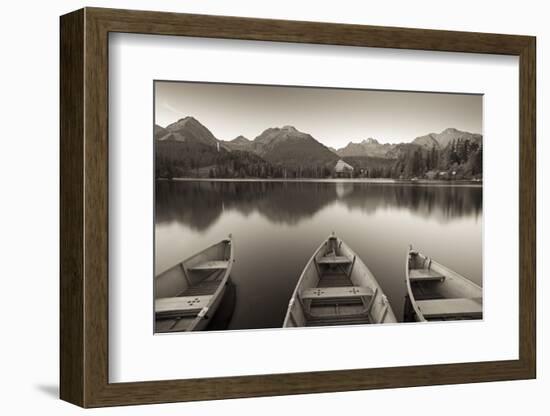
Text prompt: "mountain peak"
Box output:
[[281, 125, 298, 132], [176, 115, 200, 125], [163, 115, 219, 146], [413, 133, 440, 148], [362, 138, 379, 145], [434, 127, 481, 148], [231, 135, 250, 144], [337, 138, 394, 158], [166, 116, 203, 130], [251, 125, 337, 166], [254, 125, 310, 145]]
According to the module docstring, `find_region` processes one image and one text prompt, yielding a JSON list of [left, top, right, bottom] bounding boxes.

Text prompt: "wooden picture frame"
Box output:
[[60, 7, 536, 408]]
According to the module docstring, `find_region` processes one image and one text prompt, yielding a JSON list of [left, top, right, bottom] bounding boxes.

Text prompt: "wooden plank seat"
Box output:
[[306, 315, 371, 326], [180, 280, 220, 296], [301, 286, 373, 300], [416, 298, 482, 319], [318, 273, 353, 287], [189, 260, 229, 271], [304, 286, 379, 322], [316, 256, 352, 265], [155, 295, 212, 319], [409, 268, 446, 282]]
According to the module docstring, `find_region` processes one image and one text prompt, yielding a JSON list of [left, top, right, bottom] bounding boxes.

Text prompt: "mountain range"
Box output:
[[336, 128, 482, 158], [154, 116, 482, 179], [224, 125, 338, 167]]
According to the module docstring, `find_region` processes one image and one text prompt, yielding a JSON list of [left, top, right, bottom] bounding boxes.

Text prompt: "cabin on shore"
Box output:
[[334, 159, 354, 178]]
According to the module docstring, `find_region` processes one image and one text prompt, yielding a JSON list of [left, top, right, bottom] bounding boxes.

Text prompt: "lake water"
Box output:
[[155, 180, 482, 330]]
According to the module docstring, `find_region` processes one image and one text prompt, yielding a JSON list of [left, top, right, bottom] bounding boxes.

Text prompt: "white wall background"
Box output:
[[0, 0, 545, 415]]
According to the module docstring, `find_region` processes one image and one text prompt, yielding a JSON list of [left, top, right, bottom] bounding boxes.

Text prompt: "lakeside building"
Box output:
[[334, 159, 354, 178]]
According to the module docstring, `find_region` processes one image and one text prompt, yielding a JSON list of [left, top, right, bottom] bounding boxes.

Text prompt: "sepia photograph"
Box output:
[[153, 81, 483, 333]]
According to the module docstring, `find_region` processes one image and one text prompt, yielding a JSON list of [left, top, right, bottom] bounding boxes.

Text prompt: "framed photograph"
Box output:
[[60, 7, 536, 407]]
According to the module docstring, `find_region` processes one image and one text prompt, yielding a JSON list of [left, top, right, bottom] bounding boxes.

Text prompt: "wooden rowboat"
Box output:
[[405, 246, 482, 322], [155, 235, 234, 332], [283, 233, 397, 328]]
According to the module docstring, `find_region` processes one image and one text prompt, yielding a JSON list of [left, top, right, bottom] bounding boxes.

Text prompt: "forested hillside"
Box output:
[[155, 117, 482, 180], [389, 138, 482, 179]]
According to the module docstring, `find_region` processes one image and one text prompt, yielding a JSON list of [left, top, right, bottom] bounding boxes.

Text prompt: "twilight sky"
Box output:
[[155, 81, 482, 148]]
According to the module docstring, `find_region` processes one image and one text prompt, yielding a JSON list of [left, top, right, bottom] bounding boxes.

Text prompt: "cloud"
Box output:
[[161, 101, 182, 117]]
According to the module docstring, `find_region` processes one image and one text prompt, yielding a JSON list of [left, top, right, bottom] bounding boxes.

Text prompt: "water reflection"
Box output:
[[155, 180, 482, 330], [156, 180, 482, 230]]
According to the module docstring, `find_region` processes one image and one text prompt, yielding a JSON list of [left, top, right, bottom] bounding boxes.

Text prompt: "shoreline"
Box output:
[[158, 177, 483, 187]]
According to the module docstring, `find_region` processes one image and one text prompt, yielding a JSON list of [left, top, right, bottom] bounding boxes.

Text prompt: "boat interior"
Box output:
[[155, 241, 232, 332], [156, 268, 228, 332], [408, 250, 482, 321], [294, 236, 387, 327]]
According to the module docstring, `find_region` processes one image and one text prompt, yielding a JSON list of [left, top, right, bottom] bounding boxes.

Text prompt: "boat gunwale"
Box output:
[[155, 238, 230, 278], [340, 239, 397, 323], [282, 237, 330, 327], [188, 236, 234, 331], [405, 247, 426, 322]]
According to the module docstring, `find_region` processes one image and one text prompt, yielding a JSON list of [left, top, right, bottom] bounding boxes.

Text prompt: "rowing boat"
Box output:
[[405, 246, 482, 322], [283, 233, 397, 327], [155, 235, 234, 332]]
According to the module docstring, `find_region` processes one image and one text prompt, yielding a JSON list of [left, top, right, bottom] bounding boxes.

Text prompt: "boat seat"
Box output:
[[180, 280, 220, 296], [416, 298, 482, 319], [155, 295, 212, 319], [306, 315, 370, 326], [409, 268, 445, 282], [317, 273, 353, 287], [189, 260, 229, 271], [301, 286, 373, 300], [317, 256, 352, 265]]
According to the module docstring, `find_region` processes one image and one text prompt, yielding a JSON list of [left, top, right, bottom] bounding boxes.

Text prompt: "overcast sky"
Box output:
[[155, 81, 482, 148]]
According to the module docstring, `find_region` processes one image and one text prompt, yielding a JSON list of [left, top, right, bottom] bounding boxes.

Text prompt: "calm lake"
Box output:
[[155, 180, 482, 330]]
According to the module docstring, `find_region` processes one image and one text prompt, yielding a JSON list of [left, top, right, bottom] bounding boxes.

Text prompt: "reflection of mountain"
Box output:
[[155, 181, 338, 230], [155, 181, 224, 231], [252, 182, 338, 224], [156, 181, 482, 231]]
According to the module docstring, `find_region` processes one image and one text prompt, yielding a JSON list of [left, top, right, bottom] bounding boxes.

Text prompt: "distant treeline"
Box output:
[[156, 141, 333, 179], [156, 138, 482, 180], [345, 138, 482, 180], [155, 141, 269, 179], [390, 138, 482, 180]]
